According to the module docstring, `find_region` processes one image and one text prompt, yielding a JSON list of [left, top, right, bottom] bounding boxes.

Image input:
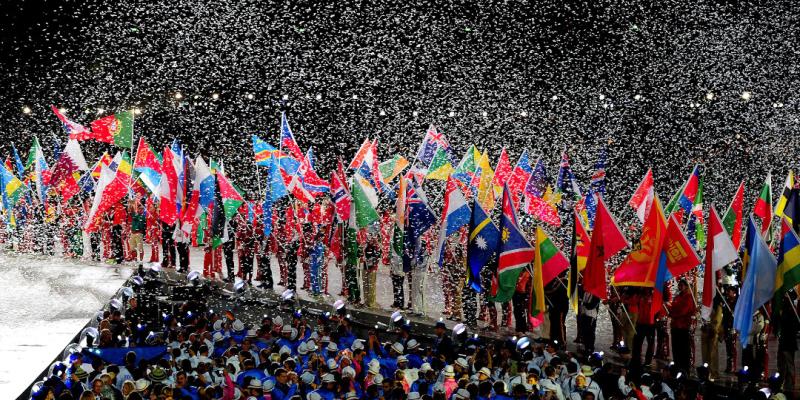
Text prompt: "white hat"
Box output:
[[297, 342, 309, 355], [406, 339, 420, 350], [420, 363, 432, 373], [262, 379, 275, 392], [327, 359, 338, 370], [342, 366, 356, 378], [478, 367, 491, 377], [281, 325, 292, 334], [213, 320, 224, 331], [368, 363, 380, 375], [351, 339, 365, 351], [455, 388, 471, 399], [444, 365, 455, 377], [290, 328, 299, 341], [345, 392, 359, 400], [134, 378, 150, 391], [279, 345, 292, 356], [212, 332, 225, 342], [300, 371, 315, 384], [321, 335, 331, 343], [306, 341, 318, 352], [322, 373, 336, 383], [273, 316, 284, 326], [373, 374, 384, 384], [327, 342, 338, 352], [391, 342, 404, 354], [232, 319, 245, 332], [246, 329, 258, 338], [397, 355, 408, 364], [408, 392, 422, 400], [308, 392, 322, 400], [247, 379, 262, 389], [455, 358, 469, 369]]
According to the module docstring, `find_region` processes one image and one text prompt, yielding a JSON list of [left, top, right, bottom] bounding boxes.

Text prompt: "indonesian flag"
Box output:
[[158, 146, 179, 225], [701, 206, 739, 320], [629, 168, 654, 224]]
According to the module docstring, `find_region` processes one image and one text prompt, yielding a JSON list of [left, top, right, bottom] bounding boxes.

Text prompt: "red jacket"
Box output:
[[669, 291, 696, 329]]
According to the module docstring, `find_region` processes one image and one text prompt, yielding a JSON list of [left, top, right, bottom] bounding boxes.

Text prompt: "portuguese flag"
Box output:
[[90, 110, 134, 148], [753, 173, 772, 236], [531, 226, 569, 317]]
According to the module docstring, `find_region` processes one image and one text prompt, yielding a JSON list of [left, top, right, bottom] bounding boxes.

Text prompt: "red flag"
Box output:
[[584, 196, 628, 299], [628, 168, 654, 224], [613, 196, 667, 287], [492, 147, 513, 195], [663, 213, 701, 277], [158, 147, 178, 225], [723, 182, 745, 249], [330, 159, 351, 222]]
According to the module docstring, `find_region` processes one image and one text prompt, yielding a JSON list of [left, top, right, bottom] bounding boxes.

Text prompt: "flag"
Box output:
[[452, 144, 480, 189], [613, 195, 667, 287], [691, 178, 706, 248], [584, 196, 628, 299], [701, 206, 739, 319], [158, 146, 179, 225], [330, 159, 351, 222], [426, 145, 455, 180], [194, 156, 215, 210], [83, 159, 117, 231], [299, 149, 330, 195], [555, 150, 582, 203], [0, 164, 24, 210], [663, 211, 702, 277], [665, 165, 701, 222], [775, 171, 794, 220], [25, 137, 49, 201], [415, 125, 451, 166], [568, 210, 590, 312], [524, 159, 560, 226], [252, 134, 284, 167], [467, 199, 499, 293], [492, 184, 535, 303], [284, 171, 314, 203], [280, 112, 304, 161], [403, 181, 437, 271], [508, 150, 533, 204], [774, 218, 800, 322], [351, 172, 379, 228], [133, 138, 163, 194], [90, 110, 134, 148], [753, 173, 773, 236], [491, 148, 513, 198], [349, 138, 372, 170], [433, 176, 471, 267], [11, 144, 24, 178], [391, 177, 408, 266], [91, 153, 112, 179], [50, 140, 89, 187], [264, 157, 288, 202], [217, 170, 244, 220], [378, 155, 409, 183], [734, 216, 778, 348], [84, 152, 132, 232], [584, 147, 607, 227], [531, 227, 568, 317], [629, 168, 655, 224], [722, 182, 745, 249], [51, 105, 92, 140], [474, 151, 495, 209]]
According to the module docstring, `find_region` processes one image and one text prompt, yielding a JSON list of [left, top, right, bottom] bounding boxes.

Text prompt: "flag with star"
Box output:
[[467, 197, 500, 293], [491, 184, 536, 303]]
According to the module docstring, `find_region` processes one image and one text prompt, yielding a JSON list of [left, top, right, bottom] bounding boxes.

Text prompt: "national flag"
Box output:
[[507, 149, 533, 204], [133, 138, 163, 194], [524, 159, 560, 226], [91, 153, 112, 179], [629, 168, 655, 224], [467, 198, 500, 293], [391, 177, 408, 266], [299, 149, 330, 195], [403, 181, 437, 271], [84, 152, 132, 232], [280, 112, 304, 161], [351, 172, 379, 228], [613, 195, 667, 287], [584, 196, 628, 299], [555, 150, 582, 204], [701, 206, 740, 319], [475, 151, 495, 210], [426, 145, 454, 180], [217, 170, 244, 220], [691, 178, 706, 248], [433, 176, 471, 267], [90, 110, 134, 148], [51, 105, 92, 140], [774, 218, 800, 322], [330, 159, 351, 222], [83, 158, 117, 231], [284, 171, 314, 203], [492, 184, 536, 303], [0, 164, 24, 210], [775, 171, 794, 220], [665, 165, 701, 222], [722, 182, 746, 249], [378, 154, 409, 183], [252, 134, 283, 166], [349, 138, 372, 170], [25, 137, 49, 201], [753, 173, 773, 236], [734, 216, 778, 348], [531, 227, 568, 317], [568, 210, 590, 312], [583, 147, 607, 227], [11, 144, 24, 178], [415, 125, 451, 166], [193, 156, 215, 210], [50, 139, 89, 187], [158, 146, 179, 225], [491, 148, 513, 198], [452, 144, 480, 189]]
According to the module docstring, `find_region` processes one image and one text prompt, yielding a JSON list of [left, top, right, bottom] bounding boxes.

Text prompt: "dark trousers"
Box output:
[[549, 308, 567, 344], [285, 251, 298, 290], [223, 240, 235, 280], [259, 253, 273, 289], [743, 343, 766, 381], [162, 237, 176, 268], [391, 274, 405, 308], [632, 324, 656, 368], [463, 288, 478, 328], [90, 233, 101, 261], [176, 242, 189, 272], [111, 225, 124, 264], [671, 328, 692, 371], [512, 292, 528, 333], [578, 315, 597, 352]]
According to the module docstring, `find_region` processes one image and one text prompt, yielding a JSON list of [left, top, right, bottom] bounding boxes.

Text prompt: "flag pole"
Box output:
[[611, 284, 638, 335], [128, 109, 139, 201], [784, 292, 800, 325]]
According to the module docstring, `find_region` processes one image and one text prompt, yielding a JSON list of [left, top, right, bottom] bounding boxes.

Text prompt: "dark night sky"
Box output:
[[0, 0, 798, 212]]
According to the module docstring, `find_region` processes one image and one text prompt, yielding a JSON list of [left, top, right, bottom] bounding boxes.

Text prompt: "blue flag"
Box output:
[[466, 200, 500, 293], [402, 182, 437, 272], [733, 216, 778, 348]]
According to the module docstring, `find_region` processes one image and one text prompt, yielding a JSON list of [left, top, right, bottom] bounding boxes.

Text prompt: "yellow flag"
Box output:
[[476, 150, 495, 210]]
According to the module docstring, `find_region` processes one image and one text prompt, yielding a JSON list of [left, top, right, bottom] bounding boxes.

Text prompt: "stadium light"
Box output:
[[22, 106, 31, 114]]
